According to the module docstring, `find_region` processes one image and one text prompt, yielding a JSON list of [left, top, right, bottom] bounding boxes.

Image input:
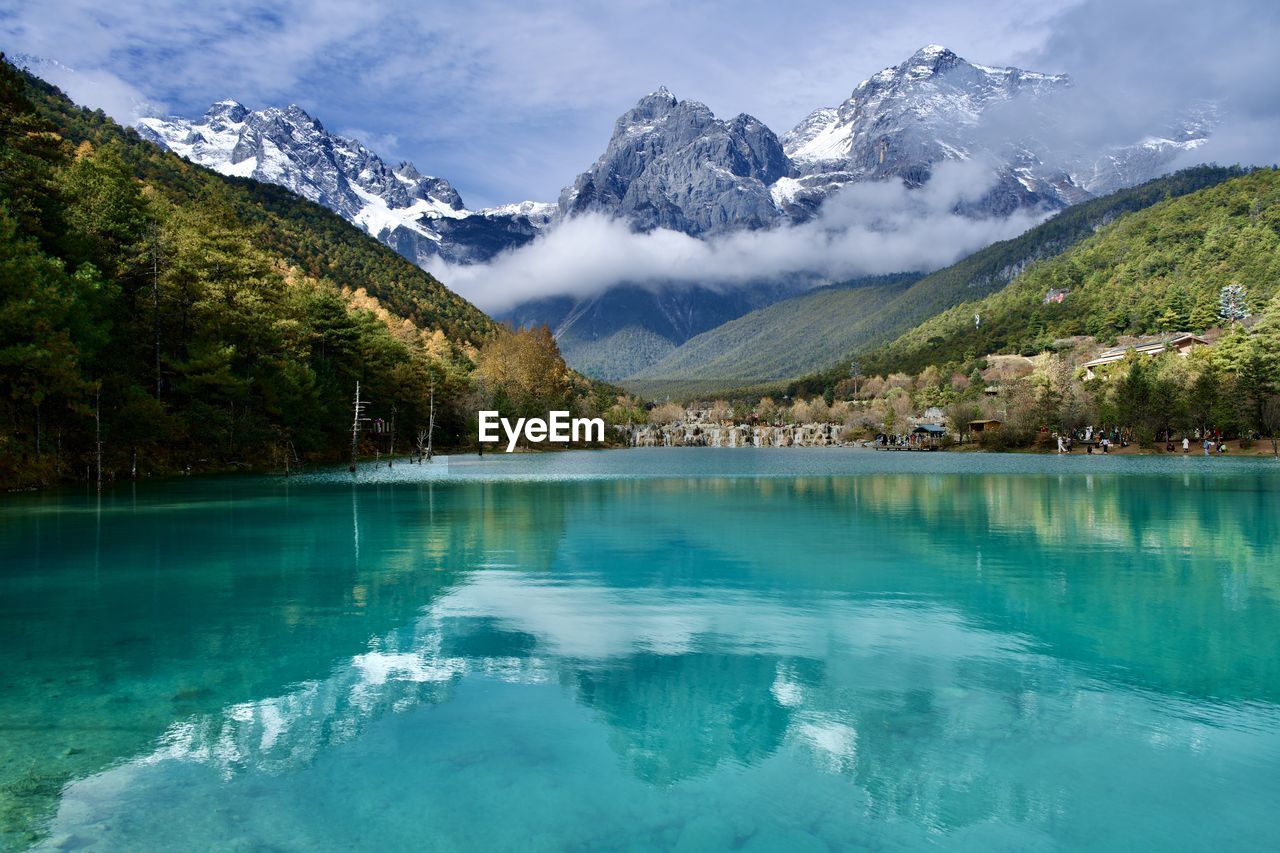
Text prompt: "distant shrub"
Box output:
[[978, 428, 1030, 451]]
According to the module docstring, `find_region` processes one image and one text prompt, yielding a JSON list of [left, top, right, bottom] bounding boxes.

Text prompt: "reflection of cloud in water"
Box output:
[[42, 564, 1280, 847], [795, 715, 859, 774], [58, 575, 1027, 786], [437, 570, 1031, 661]]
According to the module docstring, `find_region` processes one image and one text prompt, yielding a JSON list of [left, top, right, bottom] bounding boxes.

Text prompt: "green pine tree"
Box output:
[[1156, 307, 1183, 332], [1188, 296, 1218, 332]]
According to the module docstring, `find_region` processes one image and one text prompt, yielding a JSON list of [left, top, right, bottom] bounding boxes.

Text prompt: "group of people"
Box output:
[[1053, 426, 1232, 455], [1174, 429, 1230, 455], [874, 432, 929, 448], [1054, 426, 1130, 454]]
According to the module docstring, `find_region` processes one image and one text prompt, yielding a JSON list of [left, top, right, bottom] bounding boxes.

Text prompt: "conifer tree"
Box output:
[[1188, 296, 1218, 332]]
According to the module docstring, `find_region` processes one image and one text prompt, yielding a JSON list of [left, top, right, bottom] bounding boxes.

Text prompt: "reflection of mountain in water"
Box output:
[[50, 571, 1280, 849], [8, 466, 1280, 848], [650, 473, 1280, 703], [0, 479, 571, 846], [566, 652, 797, 784]]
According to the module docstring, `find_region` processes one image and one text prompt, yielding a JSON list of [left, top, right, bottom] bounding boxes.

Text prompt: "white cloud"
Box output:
[[6, 0, 1277, 208], [431, 161, 1047, 312], [1016, 0, 1280, 166], [2, 0, 1073, 206], [9, 55, 162, 122]]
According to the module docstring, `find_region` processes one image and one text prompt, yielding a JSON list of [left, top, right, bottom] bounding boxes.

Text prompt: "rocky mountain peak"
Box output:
[[395, 161, 422, 180], [646, 85, 676, 102], [281, 103, 322, 128], [778, 45, 1084, 213], [560, 88, 792, 234], [907, 43, 959, 71], [136, 101, 556, 267], [203, 99, 248, 123]]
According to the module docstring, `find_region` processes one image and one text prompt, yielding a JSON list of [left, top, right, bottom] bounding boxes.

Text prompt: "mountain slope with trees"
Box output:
[[761, 168, 1280, 452], [625, 274, 919, 397], [860, 168, 1280, 375], [1, 58, 616, 489], [629, 166, 1244, 397]]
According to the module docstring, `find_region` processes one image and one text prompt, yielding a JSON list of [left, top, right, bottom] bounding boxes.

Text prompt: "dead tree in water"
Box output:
[[414, 385, 437, 462], [350, 382, 368, 472], [94, 387, 102, 487], [388, 404, 397, 467], [426, 384, 436, 461]]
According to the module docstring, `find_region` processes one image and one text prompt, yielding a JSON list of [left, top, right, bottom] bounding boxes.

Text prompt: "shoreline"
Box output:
[[9, 439, 1277, 494]]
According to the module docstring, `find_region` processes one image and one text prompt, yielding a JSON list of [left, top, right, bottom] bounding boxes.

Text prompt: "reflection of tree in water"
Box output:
[[10, 468, 1280, 847], [633, 473, 1280, 704], [0, 479, 570, 847], [444, 481, 570, 573], [564, 652, 814, 784]]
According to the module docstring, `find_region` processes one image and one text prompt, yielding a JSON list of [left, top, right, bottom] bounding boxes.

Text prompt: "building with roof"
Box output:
[[910, 423, 948, 448], [1081, 333, 1209, 380]]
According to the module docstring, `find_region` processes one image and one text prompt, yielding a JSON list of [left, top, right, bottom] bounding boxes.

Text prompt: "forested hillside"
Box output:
[[1, 58, 614, 489], [626, 274, 919, 397], [862, 169, 1280, 374], [630, 166, 1244, 398]]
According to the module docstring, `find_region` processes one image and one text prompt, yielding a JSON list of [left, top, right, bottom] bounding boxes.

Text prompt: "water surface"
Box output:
[[2, 449, 1278, 851]]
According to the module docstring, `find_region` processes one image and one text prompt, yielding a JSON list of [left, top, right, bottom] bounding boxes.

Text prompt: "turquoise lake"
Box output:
[[2, 448, 1279, 851]]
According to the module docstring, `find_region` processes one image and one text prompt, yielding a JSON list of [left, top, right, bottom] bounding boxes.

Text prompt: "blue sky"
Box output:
[[3, 0, 1278, 208]]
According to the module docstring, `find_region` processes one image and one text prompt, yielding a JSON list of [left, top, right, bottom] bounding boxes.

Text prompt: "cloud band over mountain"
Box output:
[[433, 161, 1045, 312]]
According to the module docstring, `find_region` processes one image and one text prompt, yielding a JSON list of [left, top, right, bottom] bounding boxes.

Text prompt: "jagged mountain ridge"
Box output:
[[136, 101, 555, 266], [133, 45, 1214, 380], [779, 44, 1207, 218], [558, 86, 793, 235], [135, 44, 1212, 255], [781, 44, 1077, 211]]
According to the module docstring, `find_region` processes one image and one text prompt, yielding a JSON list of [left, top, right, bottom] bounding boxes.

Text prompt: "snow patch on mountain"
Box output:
[[136, 101, 550, 265], [780, 45, 1210, 213], [479, 200, 559, 227], [134, 44, 1214, 275]]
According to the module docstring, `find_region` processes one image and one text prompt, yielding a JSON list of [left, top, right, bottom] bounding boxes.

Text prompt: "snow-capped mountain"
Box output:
[[132, 44, 1214, 381], [780, 45, 1078, 216], [134, 45, 1212, 268], [1070, 109, 1214, 196], [785, 45, 1069, 169], [558, 86, 793, 235], [779, 45, 1208, 215], [136, 101, 554, 265]]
